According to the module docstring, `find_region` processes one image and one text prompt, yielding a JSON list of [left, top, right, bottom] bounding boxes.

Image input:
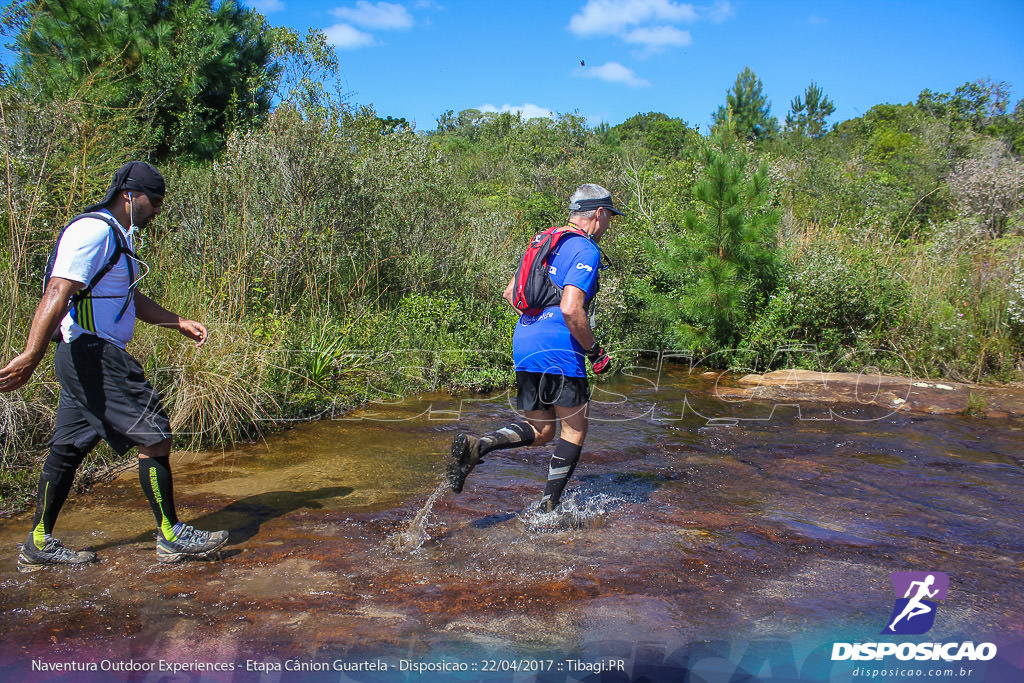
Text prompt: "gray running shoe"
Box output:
[[17, 534, 96, 573], [447, 433, 482, 493], [156, 524, 228, 563]]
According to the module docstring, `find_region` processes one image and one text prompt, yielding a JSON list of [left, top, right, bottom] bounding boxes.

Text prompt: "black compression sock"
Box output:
[[540, 439, 582, 508], [29, 444, 88, 549], [478, 420, 536, 457], [139, 456, 180, 541]]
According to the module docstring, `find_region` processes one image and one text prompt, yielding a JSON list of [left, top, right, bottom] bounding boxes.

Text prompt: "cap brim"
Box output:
[[609, 207, 625, 215]]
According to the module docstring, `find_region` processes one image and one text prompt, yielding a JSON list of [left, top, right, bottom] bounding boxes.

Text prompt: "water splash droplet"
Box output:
[[388, 481, 450, 553], [521, 492, 622, 532]]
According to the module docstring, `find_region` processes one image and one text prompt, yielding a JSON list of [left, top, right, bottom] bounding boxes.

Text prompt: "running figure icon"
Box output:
[[888, 574, 939, 631], [883, 571, 948, 635]]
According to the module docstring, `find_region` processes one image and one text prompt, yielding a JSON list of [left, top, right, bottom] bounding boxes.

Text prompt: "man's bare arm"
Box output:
[[0, 277, 82, 392], [502, 275, 516, 308], [134, 292, 207, 346], [559, 285, 597, 350]]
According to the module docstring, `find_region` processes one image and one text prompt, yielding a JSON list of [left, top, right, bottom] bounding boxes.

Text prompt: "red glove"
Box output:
[[587, 342, 611, 374]]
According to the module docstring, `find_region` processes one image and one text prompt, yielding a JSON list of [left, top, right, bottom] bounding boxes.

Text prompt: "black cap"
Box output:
[[84, 161, 165, 212], [569, 195, 624, 215]]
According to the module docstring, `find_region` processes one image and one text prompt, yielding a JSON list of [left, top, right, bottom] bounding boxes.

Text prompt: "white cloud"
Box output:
[[704, 0, 733, 23], [477, 103, 555, 121], [569, 0, 728, 53], [624, 25, 692, 48], [324, 23, 375, 49], [579, 62, 650, 87], [569, 0, 698, 36], [331, 1, 413, 30], [251, 0, 285, 13]]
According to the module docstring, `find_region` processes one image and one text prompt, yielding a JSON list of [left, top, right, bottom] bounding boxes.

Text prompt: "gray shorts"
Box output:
[[50, 335, 172, 455]]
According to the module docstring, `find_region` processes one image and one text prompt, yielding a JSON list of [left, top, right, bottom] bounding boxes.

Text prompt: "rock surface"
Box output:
[[713, 369, 1024, 418]]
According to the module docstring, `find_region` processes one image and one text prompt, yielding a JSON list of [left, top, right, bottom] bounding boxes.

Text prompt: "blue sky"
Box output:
[[253, 0, 1023, 132]]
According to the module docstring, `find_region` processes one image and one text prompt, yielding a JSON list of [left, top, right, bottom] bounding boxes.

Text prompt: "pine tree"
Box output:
[[650, 123, 781, 353], [712, 67, 778, 143], [12, 0, 274, 159], [785, 82, 836, 138]]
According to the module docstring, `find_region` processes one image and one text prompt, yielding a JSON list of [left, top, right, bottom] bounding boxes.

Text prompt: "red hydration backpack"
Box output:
[[511, 225, 588, 316]]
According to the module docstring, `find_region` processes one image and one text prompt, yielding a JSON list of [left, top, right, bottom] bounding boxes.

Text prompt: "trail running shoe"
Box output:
[[447, 433, 482, 493], [156, 524, 229, 563], [537, 499, 559, 514], [17, 534, 96, 573]]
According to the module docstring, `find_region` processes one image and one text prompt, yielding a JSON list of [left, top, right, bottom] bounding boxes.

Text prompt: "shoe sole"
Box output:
[[17, 551, 96, 573], [447, 434, 471, 493], [16, 554, 46, 574], [156, 536, 229, 564]]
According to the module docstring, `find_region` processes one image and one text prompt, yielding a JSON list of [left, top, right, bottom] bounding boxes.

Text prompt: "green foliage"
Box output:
[[916, 78, 1011, 132], [12, 0, 274, 159], [264, 25, 341, 116], [780, 102, 956, 238], [785, 82, 835, 138], [1, 0, 1023, 512], [713, 67, 779, 143], [784, 244, 907, 352], [608, 112, 700, 160], [648, 128, 781, 353]]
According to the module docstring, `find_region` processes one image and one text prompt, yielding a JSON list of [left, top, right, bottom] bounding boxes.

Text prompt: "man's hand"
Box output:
[[134, 293, 206, 347], [0, 277, 82, 392], [177, 320, 207, 347], [587, 342, 611, 375], [0, 353, 43, 393]]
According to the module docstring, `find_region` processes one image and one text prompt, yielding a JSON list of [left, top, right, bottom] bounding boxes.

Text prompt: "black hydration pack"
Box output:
[[44, 212, 137, 342]]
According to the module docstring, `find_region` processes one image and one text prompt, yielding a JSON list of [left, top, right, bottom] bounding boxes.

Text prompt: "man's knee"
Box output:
[[43, 442, 93, 476], [559, 424, 587, 446], [137, 438, 172, 459]]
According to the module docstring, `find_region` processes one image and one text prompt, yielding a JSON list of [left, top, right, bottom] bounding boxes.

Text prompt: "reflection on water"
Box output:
[[1, 366, 1023, 676]]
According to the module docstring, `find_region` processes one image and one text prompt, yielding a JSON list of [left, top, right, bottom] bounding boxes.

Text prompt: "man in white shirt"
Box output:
[[0, 161, 229, 571]]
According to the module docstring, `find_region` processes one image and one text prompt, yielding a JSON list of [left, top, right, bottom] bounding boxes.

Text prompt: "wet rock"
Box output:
[[721, 369, 1024, 417]]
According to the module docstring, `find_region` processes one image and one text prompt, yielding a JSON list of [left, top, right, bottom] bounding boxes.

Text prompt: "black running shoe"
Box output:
[[537, 498, 561, 514], [447, 433, 482, 493], [17, 534, 96, 573], [156, 524, 229, 563]]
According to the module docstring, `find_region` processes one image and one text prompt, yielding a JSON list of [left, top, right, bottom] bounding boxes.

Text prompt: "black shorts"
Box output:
[[50, 335, 172, 455], [515, 371, 590, 412]]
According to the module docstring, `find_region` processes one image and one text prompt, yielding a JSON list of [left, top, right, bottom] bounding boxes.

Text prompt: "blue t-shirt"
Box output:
[[513, 233, 601, 377]]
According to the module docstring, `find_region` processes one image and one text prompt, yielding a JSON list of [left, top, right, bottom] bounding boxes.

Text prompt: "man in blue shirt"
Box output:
[[448, 184, 621, 512]]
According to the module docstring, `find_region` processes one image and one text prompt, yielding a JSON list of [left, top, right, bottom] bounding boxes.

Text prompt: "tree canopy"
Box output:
[[607, 112, 699, 160], [713, 67, 778, 143], [10, 0, 274, 159], [785, 82, 835, 138]]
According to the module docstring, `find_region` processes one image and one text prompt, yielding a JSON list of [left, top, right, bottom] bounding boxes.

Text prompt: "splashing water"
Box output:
[[388, 481, 450, 552], [521, 492, 622, 533]]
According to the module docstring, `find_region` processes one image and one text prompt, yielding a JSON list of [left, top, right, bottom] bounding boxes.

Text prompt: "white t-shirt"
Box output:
[[50, 211, 138, 348]]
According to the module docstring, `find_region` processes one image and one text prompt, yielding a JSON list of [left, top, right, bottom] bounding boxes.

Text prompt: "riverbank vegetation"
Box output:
[[1, 1, 1022, 511]]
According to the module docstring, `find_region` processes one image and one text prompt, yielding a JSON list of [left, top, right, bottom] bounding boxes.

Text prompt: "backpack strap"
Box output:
[[60, 212, 138, 319]]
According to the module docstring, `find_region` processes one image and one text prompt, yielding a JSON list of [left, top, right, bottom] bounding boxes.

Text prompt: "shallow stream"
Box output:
[[1, 366, 1022, 681]]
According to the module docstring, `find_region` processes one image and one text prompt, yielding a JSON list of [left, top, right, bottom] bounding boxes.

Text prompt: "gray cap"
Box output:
[[569, 187, 624, 215]]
